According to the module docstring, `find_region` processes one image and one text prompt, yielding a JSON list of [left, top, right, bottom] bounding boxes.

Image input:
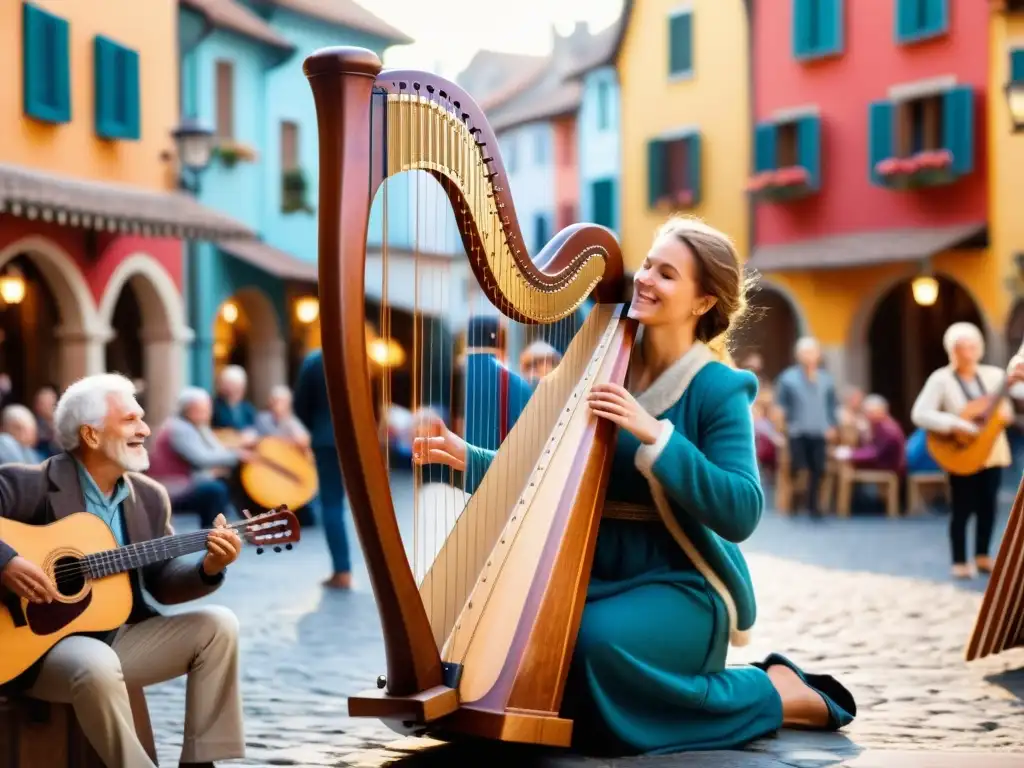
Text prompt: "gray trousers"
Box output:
[[27, 606, 245, 767]]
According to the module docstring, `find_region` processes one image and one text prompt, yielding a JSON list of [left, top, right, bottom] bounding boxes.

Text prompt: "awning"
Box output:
[[0, 163, 254, 241], [218, 239, 317, 281], [747, 222, 987, 273]]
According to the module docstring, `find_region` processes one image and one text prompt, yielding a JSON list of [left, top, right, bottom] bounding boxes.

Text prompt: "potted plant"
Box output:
[[282, 168, 315, 214], [746, 165, 813, 201], [874, 149, 955, 189], [213, 139, 259, 169]]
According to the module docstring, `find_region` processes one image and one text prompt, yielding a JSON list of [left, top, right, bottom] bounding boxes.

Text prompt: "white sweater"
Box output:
[[910, 363, 1016, 469]]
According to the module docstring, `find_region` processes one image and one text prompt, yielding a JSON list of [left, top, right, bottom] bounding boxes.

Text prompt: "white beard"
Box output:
[[104, 440, 150, 473]]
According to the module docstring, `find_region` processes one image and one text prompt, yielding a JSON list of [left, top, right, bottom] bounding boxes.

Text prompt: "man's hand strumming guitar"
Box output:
[[1, 555, 60, 604], [202, 513, 243, 576]]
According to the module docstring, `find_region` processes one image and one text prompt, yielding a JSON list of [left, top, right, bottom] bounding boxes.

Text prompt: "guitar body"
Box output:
[[0, 514, 132, 685], [927, 396, 1013, 476], [240, 436, 318, 511]]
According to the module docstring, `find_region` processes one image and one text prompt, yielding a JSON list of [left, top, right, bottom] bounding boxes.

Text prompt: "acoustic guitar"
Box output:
[[0, 506, 300, 685], [926, 377, 1013, 476], [213, 428, 319, 511]]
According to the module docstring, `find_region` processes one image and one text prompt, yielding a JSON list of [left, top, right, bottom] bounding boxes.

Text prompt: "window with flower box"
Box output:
[[647, 132, 701, 210], [868, 86, 973, 189], [747, 114, 821, 202]]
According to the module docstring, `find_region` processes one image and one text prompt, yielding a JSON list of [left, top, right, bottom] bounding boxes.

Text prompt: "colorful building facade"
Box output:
[[615, 0, 751, 273], [178, 0, 413, 402], [0, 0, 251, 427], [748, 0, 992, 421]]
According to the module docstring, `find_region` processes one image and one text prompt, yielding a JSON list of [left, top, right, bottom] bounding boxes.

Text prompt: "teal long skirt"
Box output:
[[561, 572, 784, 755]]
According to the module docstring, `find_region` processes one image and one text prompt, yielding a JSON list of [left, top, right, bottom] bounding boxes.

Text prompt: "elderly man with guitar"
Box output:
[[0, 373, 246, 768]]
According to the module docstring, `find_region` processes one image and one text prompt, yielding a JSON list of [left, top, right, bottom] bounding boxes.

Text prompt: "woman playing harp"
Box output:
[[414, 217, 856, 755]]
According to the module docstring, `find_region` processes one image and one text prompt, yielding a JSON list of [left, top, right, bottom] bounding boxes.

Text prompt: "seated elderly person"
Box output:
[[148, 387, 251, 527], [519, 340, 562, 385], [833, 394, 907, 474], [212, 364, 258, 434], [0, 404, 43, 465], [255, 385, 310, 448]]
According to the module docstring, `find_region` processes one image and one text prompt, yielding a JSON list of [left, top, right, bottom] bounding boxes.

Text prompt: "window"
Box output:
[[215, 60, 234, 139], [792, 0, 843, 60], [591, 179, 616, 230], [895, 0, 948, 44], [280, 121, 298, 171], [868, 86, 973, 185], [596, 80, 610, 130], [22, 3, 70, 124], [753, 115, 822, 191], [647, 132, 701, 209], [668, 10, 693, 77], [533, 213, 550, 253], [534, 131, 547, 164], [94, 36, 140, 140]]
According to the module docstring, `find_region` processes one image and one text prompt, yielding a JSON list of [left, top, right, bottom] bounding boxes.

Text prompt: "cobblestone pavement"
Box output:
[[144, 474, 1024, 767]]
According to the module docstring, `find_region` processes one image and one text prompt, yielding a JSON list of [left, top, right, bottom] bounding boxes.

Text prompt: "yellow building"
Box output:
[[615, 0, 750, 271]]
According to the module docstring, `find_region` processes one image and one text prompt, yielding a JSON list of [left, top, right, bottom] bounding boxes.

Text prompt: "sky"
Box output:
[[369, 0, 625, 80]]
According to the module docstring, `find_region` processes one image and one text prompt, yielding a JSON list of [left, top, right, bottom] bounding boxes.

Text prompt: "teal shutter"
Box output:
[[754, 123, 778, 172], [868, 100, 895, 184], [923, 0, 948, 37], [1011, 50, 1024, 83], [534, 214, 549, 253], [821, 0, 844, 55], [592, 179, 615, 230], [687, 133, 702, 207], [797, 115, 822, 190], [942, 86, 974, 176], [648, 140, 666, 207], [895, 0, 919, 42], [669, 12, 693, 75], [792, 0, 811, 58], [22, 3, 71, 124], [95, 36, 141, 140]]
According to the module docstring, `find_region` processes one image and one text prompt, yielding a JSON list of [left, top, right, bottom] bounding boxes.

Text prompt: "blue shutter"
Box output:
[[895, 0, 919, 42], [669, 13, 693, 75], [942, 86, 974, 176], [923, 0, 948, 37], [1011, 50, 1024, 83], [754, 123, 777, 172], [821, 0, 844, 55], [95, 37, 141, 140], [22, 3, 71, 124], [94, 37, 116, 136], [797, 115, 822, 190], [687, 133, 702, 207], [534, 214, 549, 253], [123, 47, 141, 140], [792, 0, 811, 58], [868, 100, 895, 185], [648, 140, 666, 207], [592, 179, 615, 230]]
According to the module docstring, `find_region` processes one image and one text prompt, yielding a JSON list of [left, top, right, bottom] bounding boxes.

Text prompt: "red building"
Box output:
[[743, 0, 995, 423]]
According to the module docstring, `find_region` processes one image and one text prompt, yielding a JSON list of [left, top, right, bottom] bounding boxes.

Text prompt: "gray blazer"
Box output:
[[0, 453, 225, 691]]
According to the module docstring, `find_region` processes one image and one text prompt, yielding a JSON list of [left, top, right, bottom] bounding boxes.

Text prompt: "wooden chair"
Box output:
[[835, 461, 900, 518], [774, 445, 836, 515], [0, 686, 157, 767], [907, 471, 949, 516]]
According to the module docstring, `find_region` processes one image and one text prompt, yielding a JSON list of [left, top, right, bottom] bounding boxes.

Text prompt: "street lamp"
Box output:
[[1005, 81, 1024, 133], [911, 275, 939, 307], [171, 117, 215, 194], [0, 269, 26, 305]]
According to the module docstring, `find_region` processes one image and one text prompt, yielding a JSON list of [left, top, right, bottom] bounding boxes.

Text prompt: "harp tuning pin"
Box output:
[[285, 543, 293, 550], [256, 547, 264, 555], [274, 546, 282, 553], [377, 675, 387, 689]]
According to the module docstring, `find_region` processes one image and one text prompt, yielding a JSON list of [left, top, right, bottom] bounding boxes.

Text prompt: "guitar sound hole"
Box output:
[[53, 556, 86, 597]]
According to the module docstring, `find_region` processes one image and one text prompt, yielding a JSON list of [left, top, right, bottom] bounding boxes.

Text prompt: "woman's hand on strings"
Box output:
[[412, 415, 467, 471], [587, 383, 662, 445]]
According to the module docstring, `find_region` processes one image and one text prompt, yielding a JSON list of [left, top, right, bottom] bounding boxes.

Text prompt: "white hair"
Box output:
[[2, 404, 35, 431], [177, 386, 211, 415], [54, 374, 138, 451], [521, 340, 560, 364], [269, 384, 292, 401], [794, 336, 819, 356], [942, 322, 984, 359], [863, 394, 888, 412], [218, 365, 247, 387]]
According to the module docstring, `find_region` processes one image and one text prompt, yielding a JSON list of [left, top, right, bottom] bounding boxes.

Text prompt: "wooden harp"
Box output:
[[304, 46, 636, 747]]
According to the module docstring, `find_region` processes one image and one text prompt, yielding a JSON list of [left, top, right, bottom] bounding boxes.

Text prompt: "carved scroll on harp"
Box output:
[[305, 46, 633, 747]]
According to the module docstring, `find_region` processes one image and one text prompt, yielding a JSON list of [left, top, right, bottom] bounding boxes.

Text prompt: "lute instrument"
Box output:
[[214, 428, 318, 510], [304, 47, 634, 747], [0, 506, 300, 684], [925, 377, 1013, 476]]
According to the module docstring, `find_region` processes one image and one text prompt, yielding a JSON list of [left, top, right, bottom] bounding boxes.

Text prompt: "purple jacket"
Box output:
[[850, 416, 907, 474]]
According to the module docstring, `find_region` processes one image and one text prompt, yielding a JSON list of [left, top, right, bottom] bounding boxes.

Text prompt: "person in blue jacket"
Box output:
[[411, 216, 855, 756], [294, 348, 351, 589]]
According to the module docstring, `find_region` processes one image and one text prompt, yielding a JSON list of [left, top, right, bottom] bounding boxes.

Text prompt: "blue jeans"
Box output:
[[171, 478, 231, 528], [314, 447, 350, 574]]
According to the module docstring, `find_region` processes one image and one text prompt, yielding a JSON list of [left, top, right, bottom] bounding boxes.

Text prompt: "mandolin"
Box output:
[[214, 428, 319, 511], [0, 506, 300, 685], [926, 378, 1014, 476]]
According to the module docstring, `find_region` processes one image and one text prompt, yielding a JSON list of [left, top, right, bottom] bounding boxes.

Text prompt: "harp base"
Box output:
[[433, 706, 573, 748], [348, 685, 459, 723]]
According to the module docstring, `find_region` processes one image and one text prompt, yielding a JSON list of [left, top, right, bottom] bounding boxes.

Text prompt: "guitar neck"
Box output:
[[84, 520, 248, 579]]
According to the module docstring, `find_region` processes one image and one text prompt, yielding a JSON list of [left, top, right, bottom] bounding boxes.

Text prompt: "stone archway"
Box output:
[[0, 236, 104, 392], [731, 280, 804, 381], [862, 275, 988, 430], [214, 288, 285, 407], [98, 254, 192, 430]]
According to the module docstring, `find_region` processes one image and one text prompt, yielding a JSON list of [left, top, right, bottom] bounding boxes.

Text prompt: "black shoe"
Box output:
[[180, 763, 215, 768]]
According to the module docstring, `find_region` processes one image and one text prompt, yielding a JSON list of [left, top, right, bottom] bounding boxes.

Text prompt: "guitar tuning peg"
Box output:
[[285, 543, 292, 550], [256, 547, 264, 555], [273, 546, 282, 553]]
